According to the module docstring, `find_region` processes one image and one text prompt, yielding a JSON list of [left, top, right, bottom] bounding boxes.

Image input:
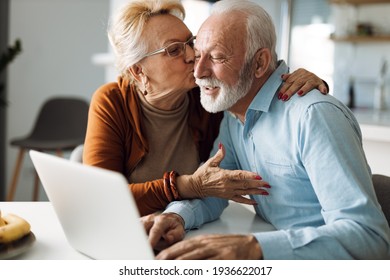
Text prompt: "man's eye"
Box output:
[[211, 57, 226, 63]]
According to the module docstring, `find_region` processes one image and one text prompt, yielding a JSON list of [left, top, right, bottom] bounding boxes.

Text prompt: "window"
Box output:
[[288, 0, 334, 94]]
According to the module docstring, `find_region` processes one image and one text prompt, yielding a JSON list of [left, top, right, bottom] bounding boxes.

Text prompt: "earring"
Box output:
[[142, 77, 148, 96], [142, 83, 148, 96]]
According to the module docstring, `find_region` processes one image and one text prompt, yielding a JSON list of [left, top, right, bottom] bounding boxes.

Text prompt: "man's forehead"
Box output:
[[195, 28, 229, 52], [196, 16, 246, 51]]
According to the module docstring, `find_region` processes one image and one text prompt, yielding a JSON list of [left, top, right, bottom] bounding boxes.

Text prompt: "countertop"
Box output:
[[352, 108, 390, 142]]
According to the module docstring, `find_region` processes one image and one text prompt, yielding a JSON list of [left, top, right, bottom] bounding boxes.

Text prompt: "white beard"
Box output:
[[196, 61, 254, 113]]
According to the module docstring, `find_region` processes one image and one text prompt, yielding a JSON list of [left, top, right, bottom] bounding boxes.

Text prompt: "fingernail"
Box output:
[[298, 90, 303, 96], [255, 175, 262, 180], [218, 142, 222, 149], [281, 74, 285, 79], [262, 191, 269, 196], [278, 92, 283, 99], [263, 184, 271, 188], [282, 94, 288, 101]]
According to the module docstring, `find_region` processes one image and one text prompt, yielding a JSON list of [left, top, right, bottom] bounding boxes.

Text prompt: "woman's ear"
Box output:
[[129, 64, 144, 83], [254, 48, 271, 78], [129, 64, 149, 94]]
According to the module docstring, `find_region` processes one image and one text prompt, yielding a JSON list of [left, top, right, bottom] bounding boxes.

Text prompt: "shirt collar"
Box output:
[[248, 60, 289, 113]]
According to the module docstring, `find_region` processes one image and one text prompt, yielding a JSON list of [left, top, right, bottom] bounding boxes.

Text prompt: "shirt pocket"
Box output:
[[263, 159, 297, 179]]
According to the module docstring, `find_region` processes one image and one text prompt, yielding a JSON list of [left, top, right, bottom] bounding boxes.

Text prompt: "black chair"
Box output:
[[7, 97, 89, 201], [372, 174, 390, 226]]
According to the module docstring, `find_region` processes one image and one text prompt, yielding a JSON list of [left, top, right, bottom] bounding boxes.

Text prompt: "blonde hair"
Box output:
[[108, 0, 185, 80]]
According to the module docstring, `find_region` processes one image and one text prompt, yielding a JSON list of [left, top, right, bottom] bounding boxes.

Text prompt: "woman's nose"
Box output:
[[184, 45, 195, 63]]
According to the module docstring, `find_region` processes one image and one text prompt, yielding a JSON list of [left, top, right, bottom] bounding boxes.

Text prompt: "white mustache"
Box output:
[[195, 78, 223, 88]]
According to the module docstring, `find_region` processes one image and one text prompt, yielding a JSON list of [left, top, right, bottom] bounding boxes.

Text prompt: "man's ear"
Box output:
[[254, 48, 271, 78], [129, 64, 144, 83]]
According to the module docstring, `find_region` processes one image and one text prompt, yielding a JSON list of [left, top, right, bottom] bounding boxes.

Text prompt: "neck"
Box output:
[[142, 89, 188, 111]]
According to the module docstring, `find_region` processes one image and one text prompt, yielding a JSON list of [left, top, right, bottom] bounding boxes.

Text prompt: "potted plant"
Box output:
[[0, 39, 22, 107]]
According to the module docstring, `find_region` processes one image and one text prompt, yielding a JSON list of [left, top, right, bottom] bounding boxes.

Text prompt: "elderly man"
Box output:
[[146, 0, 390, 259]]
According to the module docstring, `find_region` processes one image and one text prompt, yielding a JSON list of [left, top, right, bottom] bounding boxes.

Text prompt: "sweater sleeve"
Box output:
[[83, 83, 179, 216]]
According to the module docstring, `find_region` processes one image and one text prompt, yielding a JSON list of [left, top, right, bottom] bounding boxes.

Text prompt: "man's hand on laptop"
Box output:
[[156, 234, 263, 260], [141, 212, 185, 253]]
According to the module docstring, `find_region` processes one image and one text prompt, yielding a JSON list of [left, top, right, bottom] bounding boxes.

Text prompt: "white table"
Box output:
[[0, 201, 275, 259]]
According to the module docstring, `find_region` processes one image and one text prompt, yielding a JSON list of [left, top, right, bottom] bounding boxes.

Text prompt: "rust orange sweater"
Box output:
[[83, 77, 224, 216]]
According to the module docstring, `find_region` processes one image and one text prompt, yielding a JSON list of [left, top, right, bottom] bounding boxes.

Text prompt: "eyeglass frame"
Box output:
[[141, 36, 196, 59]]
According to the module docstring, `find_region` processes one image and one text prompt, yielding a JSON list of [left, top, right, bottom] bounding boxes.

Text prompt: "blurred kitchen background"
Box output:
[[1, 0, 389, 201]]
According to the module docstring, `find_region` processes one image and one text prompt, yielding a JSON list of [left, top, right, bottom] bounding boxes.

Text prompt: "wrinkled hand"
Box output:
[[177, 144, 270, 205], [156, 234, 263, 260], [144, 212, 185, 252], [140, 211, 161, 234], [278, 68, 328, 101]]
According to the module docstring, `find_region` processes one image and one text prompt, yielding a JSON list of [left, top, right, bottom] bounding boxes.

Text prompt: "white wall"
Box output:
[[6, 0, 109, 200]]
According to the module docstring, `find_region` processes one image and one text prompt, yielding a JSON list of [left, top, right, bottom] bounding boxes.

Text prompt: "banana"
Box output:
[[0, 213, 31, 244]]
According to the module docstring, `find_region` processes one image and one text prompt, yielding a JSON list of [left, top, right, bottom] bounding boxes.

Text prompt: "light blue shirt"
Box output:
[[165, 61, 390, 259]]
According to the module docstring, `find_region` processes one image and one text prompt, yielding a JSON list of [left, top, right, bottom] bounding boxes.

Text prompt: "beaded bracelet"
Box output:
[[163, 171, 181, 201]]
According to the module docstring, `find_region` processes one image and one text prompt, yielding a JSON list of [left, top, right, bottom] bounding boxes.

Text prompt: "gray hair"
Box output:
[[211, 0, 278, 70], [107, 0, 185, 80]]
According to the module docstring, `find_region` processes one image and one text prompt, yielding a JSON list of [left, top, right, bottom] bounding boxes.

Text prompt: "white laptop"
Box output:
[[29, 150, 155, 260]]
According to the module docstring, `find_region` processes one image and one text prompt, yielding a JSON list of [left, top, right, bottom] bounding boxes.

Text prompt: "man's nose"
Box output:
[[194, 56, 211, 79]]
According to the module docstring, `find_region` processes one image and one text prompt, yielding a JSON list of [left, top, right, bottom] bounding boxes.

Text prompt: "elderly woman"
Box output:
[[83, 0, 327, 216]]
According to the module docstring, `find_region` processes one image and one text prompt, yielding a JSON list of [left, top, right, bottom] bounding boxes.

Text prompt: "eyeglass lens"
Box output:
[[166, 37, 195, 57]]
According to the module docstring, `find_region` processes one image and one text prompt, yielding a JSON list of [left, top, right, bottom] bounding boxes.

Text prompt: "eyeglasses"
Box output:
[[142, 36, 196, 59]]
